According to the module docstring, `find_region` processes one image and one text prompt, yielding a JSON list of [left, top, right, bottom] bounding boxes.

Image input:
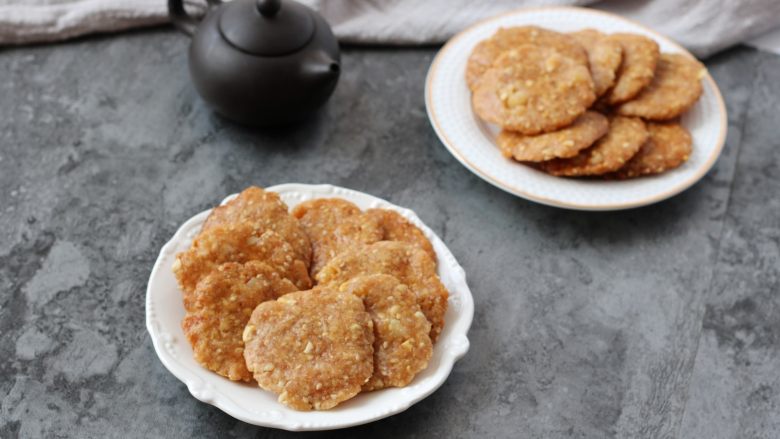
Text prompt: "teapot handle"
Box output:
[[169, 0, 223, 36]]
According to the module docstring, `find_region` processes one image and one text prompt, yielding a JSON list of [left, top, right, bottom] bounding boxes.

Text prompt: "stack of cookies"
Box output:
[[468, 26, 706, 178], [172, 187, 448, 411]]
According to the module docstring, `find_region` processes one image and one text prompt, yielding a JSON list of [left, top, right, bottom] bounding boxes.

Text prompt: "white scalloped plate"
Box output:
[[146, 184, 474, 431], [425, 6, 728, 211]]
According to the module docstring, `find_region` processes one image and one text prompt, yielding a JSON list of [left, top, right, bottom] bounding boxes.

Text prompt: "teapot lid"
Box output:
[[219, 0, 315, 56]]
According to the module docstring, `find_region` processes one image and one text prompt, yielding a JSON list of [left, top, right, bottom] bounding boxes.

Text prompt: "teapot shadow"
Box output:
[[210, 104, 329, 153]]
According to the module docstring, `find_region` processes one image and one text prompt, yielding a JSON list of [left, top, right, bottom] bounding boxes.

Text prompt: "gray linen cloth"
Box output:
[[2, 0, 780, 57]]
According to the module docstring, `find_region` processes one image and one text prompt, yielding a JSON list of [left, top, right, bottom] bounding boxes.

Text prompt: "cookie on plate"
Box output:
[[570, 29, 623, 97], [611, 121, 692, 178], [339, 275, 433, 391], [365, 208, 437, 263], [316, 241, 449, 342], [472, 45, 596, 134], [497, 111, 608, 162], [534, 116, 648, 177], [173, 224, 312, 294], [243, 287, 374, 411], [466, 26, 589, 90], [603, 33, 660, 105], [202, 186, 312, 269], [292, 198, 383, 275], [182, 261, 298, 382], [617, 53, 705, 120]]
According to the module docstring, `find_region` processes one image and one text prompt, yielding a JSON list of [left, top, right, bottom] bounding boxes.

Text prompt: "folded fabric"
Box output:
[[0, 0, 168, 45], [1, 0, 779, 57]]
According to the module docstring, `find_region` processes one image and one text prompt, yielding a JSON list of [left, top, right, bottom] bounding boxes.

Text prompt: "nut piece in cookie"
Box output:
[[603, 33, 660, 105], [316, 241, 448, 342], [182, 261, 298, 382], [466, 26, 589, 91], [617, 53, 705, 120], [610, 121, 692, 178], [292, 198, 383, 275], [202, 187, 311, 269], [534, 116, 648, 177], [472, 45, 596, 134], [365, 208, 437, 263], [570, 29, 623, 97], [497, 111, 608, 162], [173, 224, 312, 294], [339, 274, 433, 391], [243, 287, 374, 411]]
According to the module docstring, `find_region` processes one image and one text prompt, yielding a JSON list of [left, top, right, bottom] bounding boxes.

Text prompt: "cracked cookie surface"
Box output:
[[603, 33, 660, 105], [173, 224, 312, 294], [610, 121, 692, 178], [466, 26, 588, 91], [202, 186, 311, 269], [617, 53, 705, 120], [534, 116, 648, 177], [571, 29, 623, 97], [292, 198, 383, 275], [497, 111, 608, 162], [472, 45, 595, 134], [316, 241, 448, 342], [182, 261, 298, 382], [340, 275, 433, 391], [366, 208, 437, 263], [243, 287, 374, 411]]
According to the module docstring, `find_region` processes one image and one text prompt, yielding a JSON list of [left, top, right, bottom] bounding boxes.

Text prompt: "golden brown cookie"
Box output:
[[611, 121, 692, 178], [243, 287, 374, 411], [534, 116, 648, 177], [365, 208, 437, 263], [497, 111, 609, 162], [316, 241, 448, 342], [292, 198, 383, 275], [182, 261, 298, 382], [571, 29, 623, 97], [202, 187, 312, 269], [339, 275, 433, 391], [603, 33, 660, 105], [616, 53, 705, 120], [472, 45, 596, 134], [173, 224, 312, 294], [466, 26, 589, 91]]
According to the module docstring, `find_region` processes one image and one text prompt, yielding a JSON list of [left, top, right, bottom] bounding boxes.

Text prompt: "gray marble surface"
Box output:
[[0, 28, 778, 439]]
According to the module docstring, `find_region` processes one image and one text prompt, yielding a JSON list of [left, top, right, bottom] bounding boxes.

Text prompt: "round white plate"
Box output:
[[425, 6, 727, 211], [146, 184, 474, 431]]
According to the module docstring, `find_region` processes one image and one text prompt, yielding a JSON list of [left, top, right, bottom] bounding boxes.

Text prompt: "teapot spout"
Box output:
[[301, 50, 340, 82]]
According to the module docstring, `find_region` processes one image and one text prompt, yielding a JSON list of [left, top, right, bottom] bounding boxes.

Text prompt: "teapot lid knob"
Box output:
[[218, 0, 316, 56], [257, 0, 281, 16]]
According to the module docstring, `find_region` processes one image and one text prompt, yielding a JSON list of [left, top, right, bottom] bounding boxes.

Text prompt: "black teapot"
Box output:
[[169, 0, 340, 126]]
